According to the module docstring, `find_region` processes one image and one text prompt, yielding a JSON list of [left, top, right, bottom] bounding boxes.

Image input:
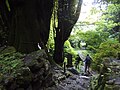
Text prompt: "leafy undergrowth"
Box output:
[[0, 47, 25, 89], [0, 52, 25, 76], [92, 40, 120, 71]]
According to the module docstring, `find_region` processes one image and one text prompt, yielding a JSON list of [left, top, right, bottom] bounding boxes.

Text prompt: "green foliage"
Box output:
[[47, 36, 54, 54], [70, 1, 120, 74], [84, 31, 102, 48], [47, 0, 58, 55], [5, 0, 10, 11], [0, 51, 25, 89], [95, 0, 120, 4], [97, 39, 120, 57], [96, 4, 120, 39], [64, 40, 77, 56], [0, 52, 24, 77], [90, 7, 100, 15], [72, 30, 109, 49], [101, 0, 120, 4], [93, 39, 120, 71], [70, 31, 85, 49], [70, 3, 120, 72], [87, 45, 97, 53], [64, 40, 78, 62]]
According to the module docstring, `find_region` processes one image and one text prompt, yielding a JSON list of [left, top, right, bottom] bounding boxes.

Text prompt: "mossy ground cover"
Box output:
[[0, 47, 25, 89]]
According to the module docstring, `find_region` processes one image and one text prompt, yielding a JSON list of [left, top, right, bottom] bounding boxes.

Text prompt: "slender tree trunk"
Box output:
[[54, 41, 64, 65], [53, 0, 82, 65], [54, 27, 64, 65]]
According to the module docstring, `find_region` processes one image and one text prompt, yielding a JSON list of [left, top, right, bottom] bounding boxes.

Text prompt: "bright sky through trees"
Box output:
[[72, 0, 96, 33], [72, 0, 106, 32], [78, 0, 105, 22], [78, 0, 95, 21]]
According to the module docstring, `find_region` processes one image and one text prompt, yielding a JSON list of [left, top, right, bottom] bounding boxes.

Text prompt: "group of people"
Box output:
[[75, 54, 92, 74]]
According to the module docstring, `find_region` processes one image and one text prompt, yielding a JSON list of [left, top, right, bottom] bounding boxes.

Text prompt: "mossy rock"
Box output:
[[23, 50, 50, 73], [0, 49, 58, 89], [15, 67, 32, 88]]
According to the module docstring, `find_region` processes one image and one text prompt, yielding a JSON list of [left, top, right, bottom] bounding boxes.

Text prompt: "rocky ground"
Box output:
[[45, 66, 91, 90], [105, 59, 120, 89], [46, 75, 90, 90], [0, 47, 91, 90]]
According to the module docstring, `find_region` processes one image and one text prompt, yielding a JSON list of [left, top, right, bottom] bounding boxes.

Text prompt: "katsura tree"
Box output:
[[53, 0, 82, 65], [0, 0, 53, 53]]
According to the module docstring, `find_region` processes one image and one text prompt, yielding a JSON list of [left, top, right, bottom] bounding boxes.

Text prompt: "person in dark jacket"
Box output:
[[75, 54, 82, 69], [84, 54, 92, 73]]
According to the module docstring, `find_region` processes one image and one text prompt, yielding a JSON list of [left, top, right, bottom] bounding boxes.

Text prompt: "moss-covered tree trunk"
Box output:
[[0, 0, 53, 53]]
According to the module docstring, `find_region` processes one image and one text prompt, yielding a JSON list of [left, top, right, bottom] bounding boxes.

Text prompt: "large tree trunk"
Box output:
[[53, 0, 82, 65], [0, 0, 53, 53]]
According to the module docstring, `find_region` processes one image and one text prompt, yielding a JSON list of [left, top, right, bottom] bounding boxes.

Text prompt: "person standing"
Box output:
[[75, 54, 82, 69], [84, 54, 92, 73]]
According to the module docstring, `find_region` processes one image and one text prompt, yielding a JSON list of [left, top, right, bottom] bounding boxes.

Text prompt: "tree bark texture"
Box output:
[[0, 0, 53, 53], [54, 0, 82, 64]]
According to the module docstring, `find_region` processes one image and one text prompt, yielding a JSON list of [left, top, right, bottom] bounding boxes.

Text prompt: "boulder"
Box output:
[[1, 49, 55, 90]]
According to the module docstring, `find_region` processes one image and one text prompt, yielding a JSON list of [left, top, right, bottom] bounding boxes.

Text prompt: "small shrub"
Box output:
[[92, 39, 120, 71]]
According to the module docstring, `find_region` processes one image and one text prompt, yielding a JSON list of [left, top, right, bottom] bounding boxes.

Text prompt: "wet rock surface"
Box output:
[[105, 59, 120, 89], [90, 59, 120, 90], [46, 66, 90, 90]]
